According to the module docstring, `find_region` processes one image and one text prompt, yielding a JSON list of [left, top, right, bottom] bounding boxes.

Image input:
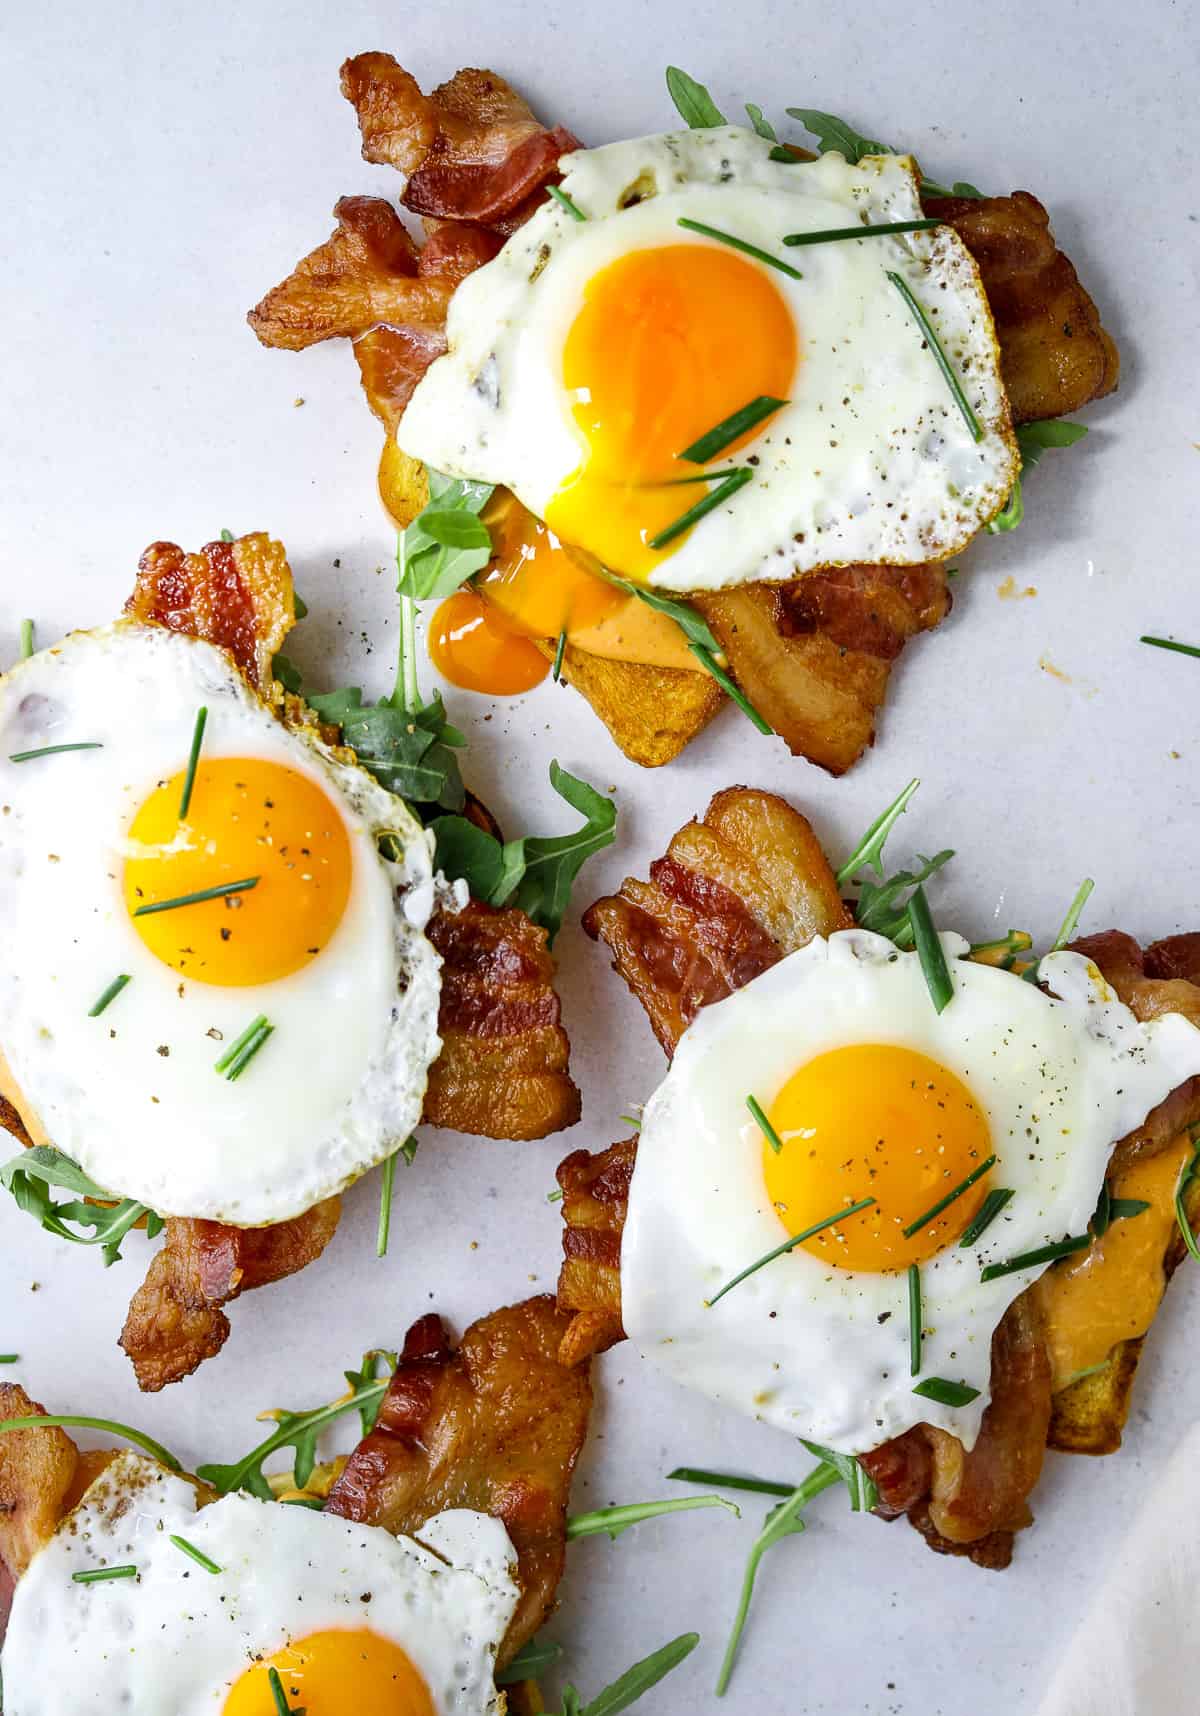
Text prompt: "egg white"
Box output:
[[398, 128, 1017, 590], [0, 624, 442, 1225], [619, 930, 1200, 1454], [0, 1451, 519, 1715]]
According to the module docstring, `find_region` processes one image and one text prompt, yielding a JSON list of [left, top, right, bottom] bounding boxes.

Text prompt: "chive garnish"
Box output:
[[1174, 1131, 1200, 1262], [18, 619, 35, 659], [667, 1466, 795, 1498], [912, 1377, 980, 1407], [0, 1355, 18, 1364], [902, 1155, 997, 1238], [908, 885, 954, 1013], [267, 1666, 299, 1716], [9, 742, 104, 763], [678, 396, 787, 464], [552, 629, 567, 682], [0, 1413, 181, 1469], [169, 1534, 222, 1574], [677, 216, 803, 279], [958, 1187, 1014, 1247], [219, 528, 235, 542], [886, 270, 982, 443], [1109, 1197, 1150, 1222], [783, 218, 942, 247], [214, 1015, 273, 1081], [707, 1196, 876, 1306], [649, 466, 753, 550], [400, 1136, 419, 1166], [72, 1564, 138, 1584], [746, 1094, 783, 1155], [376, 1150, 397, 1259], [907, 1263, 922, 1376], [979, 1232, 1091, 1282], [547, 1187, 564, 1202], [686, 642, 773, 734], [133, 876, 259, 917], [566, 1493, 739, 1540], [178, 707, 208, 819], [1141, 635, 1200, 660], [88, 974, 131, 1018], [1051, 878, 1094, 951], [548, 184, 586, 220]]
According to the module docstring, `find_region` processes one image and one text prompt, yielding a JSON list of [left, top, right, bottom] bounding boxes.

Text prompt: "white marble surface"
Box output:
[[1, 0, 1198, 1709]]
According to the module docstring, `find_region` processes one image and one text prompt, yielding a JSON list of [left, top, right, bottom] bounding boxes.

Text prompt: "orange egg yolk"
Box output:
[[123, 757, 352, 986], [544, 241, 798, 578], [427, 587, 550, 694], [222, 1628, 436, 1716], [762, 1044, 994, 1272]]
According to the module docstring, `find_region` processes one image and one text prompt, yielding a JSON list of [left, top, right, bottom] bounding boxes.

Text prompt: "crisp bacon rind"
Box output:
[[696, 565, 952, 776], [0, 1384, 78, 1636], [927, 190, 1119, 424], [563, 787, 1200, 1564], [119, 1203, 342, 1393], [125, 533, 295, 692], [423, 900, 581, 1140], [326, 1296, 592, 1664]]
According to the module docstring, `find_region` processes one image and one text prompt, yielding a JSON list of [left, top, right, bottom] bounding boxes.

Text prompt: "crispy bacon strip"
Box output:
[[926, 191, 1119, 423], [556, 1139, 636, 1366], [119, 1203, 342, 1392], [125, 533, 294, 692], [696, 564, 952, 776], [326, 1296, 592, 1663], [0, 1384, 78, 1636], [583, 787, 850, 1055]]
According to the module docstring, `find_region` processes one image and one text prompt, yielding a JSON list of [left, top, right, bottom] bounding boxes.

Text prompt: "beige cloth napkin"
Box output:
[[1035, 1423, 1200, 1716]]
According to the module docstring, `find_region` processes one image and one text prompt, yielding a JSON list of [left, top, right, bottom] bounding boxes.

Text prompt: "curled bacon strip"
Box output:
[[126, 533, 294, 693], [326, 1295, 592, 1664], [0, 1384, 79, 1637], [119, 1204, 342, 1393], [556, 1139, 636, 1366]]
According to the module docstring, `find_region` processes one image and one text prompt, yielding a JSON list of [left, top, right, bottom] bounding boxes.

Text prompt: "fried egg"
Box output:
[[0, 623, 442, 1225], [0, 1451, 519, 1715], [398, 128, 1017, 592], [619, 929, 1200, 1454]]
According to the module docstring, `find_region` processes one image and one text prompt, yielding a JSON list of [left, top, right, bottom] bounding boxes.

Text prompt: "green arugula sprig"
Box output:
[[0, 1146, 162, 1267], [0, 1410, 180, 1470], [1174, 1129, 1200, 1262], [837, 781, 956, 1009], [195, 1350, 398, 1499], [665, 67, 726, 127], [787, 108, 984, 200], [566, 1494, 739, 1540], [988, 420, 1089, 535], [496, 1638, 566, 1687], [397, 472, 495, 601], [553, 1633, 700, 1716]]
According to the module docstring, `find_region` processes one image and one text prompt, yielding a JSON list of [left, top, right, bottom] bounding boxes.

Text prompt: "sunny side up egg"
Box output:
[[619, 930, 1200, 1455], [0, 623, 442, 1224], [398, 128, 1018, 595], [0, 1452, 519, 1715]]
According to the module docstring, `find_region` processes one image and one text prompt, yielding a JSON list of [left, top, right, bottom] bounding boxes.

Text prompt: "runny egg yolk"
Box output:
[[545, 242, 798, 579], [762, 1044, 994, 1272], [427, 587, 551, 694], [123, 757, 352, 986], [222, 1628, 436, 1716]]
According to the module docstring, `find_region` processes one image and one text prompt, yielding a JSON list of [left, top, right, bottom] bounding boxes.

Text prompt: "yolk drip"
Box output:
[[427, 588, 551, 694], [222, 1628, 436, 1716], [763, 1044, 993, 1272], [124, 757, 352, 986], [545, 241, 798, 578], [479, 488, 625, 636]]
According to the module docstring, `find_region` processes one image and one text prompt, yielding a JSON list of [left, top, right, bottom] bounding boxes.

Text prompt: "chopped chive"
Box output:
[[169, 1534, 222, 1574], [677, 216, 803, 279], [902, 1155, 997, 1238], [1050, 877, 1094, 951], [547, 1187, 564, 1202], [219, 528, 234, 542], [912, 1377, 979, 1407], [641, 466, 752, 487], [649, 465, 753, 550], [0, 1413, 181, 1469], [783, 218, 942, 247], [979, 1232, 1091, 1282], [134, 876, 259, 917], [9, 742, 104, 763], [1174, 1133, 1200, 1262], [548, 183, 586, 220], [72, 1564, 138, 1584], [278, 1495, 324, 1510], [958, 1187, 1014, 1247], [552, 629, 567, 682], [707, 1196, 876, 1307], [216, 1017, 274, 1082], [376, 1150, 397, 1258], [399, 1136, 419, 1166], [0, 1355, 18, 1364], [667, 1466, 795, 1498], [746, 1094, 783, 1154], [1140, 635, 1200, 660], [678, 395, 787, 464], [907, 1263, 922, 1376], [267, 1667, 295, 1716], [88, 974, 131, 1018], [687, 642, 773, 735], [18, 619, 35, 659], [1091, 1179, 1112, 1236], [908, 885, 954, 1013], [178, 707, 208, 819], [886, 270, 982, 443], [1109, 1197, 1150, 1222]]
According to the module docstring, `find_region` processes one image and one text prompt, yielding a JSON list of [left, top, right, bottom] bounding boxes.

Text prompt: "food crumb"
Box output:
[[997, 575, 1037, 600], [292, 396, 305, 408], [1039, 653, 1072, 683]]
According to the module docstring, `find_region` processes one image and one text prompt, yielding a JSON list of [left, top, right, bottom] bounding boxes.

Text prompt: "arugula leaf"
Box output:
[[0, 1145, 160, 1267], [396, 473, 494, 601], [988, 420, 1087, 535], [787, 106, 984, 199], [855, 850, 955, 945], [798, 1439, 879, 1511], [195, 1351, 397, 1500], [495, 1638, 565, 1688], [986, 474, 1025, 534], [666, 66, 727, 127], [430, 760, 616, 942], [307, 683, 466, 813], [744, 102, 777, 141], [556, 1633, 700, 1716], [342, 1349, 399, 1436], [835, 777, 919, 885]]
